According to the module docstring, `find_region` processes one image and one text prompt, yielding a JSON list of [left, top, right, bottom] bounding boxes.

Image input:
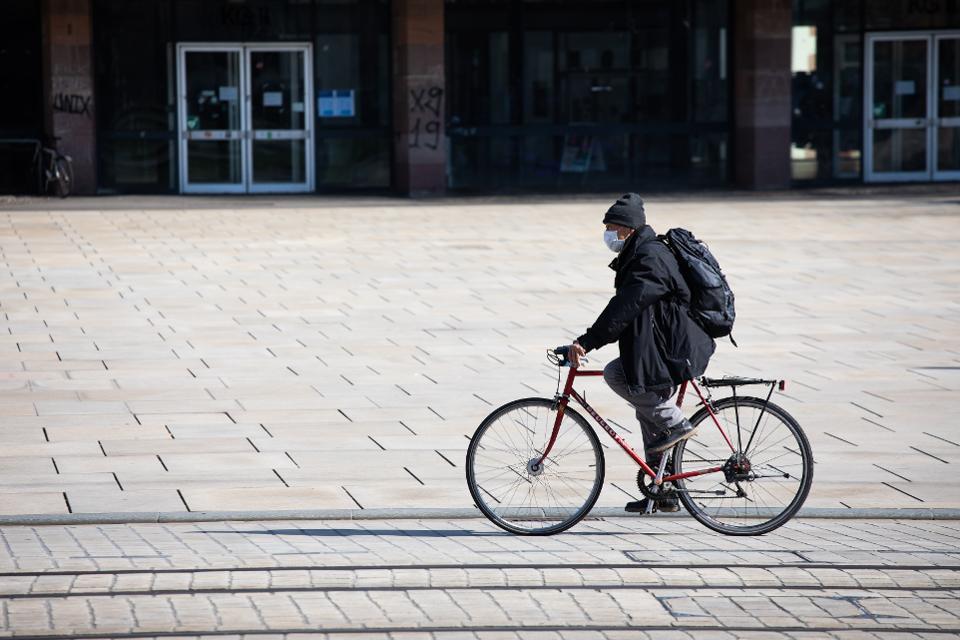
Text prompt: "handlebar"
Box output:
[[548, 345, 587, 368]]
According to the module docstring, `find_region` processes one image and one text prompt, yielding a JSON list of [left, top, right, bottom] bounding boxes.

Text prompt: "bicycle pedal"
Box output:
[[625, 499, 655, 514]]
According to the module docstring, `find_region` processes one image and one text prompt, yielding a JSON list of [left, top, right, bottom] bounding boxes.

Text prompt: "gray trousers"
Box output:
[[602, 358, 684, 459]]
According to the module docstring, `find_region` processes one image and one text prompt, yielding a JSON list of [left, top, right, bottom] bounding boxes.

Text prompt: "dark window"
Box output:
[[791, 0, 864, 182], [446, 0, 730, 191], [94, 0, 176, 192], [314, 1, 392, 188], [93, 0, 390, 193], [0, 0, 43, 193]]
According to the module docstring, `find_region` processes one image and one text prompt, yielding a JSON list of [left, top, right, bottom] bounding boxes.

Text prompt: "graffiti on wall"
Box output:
[[52, 93, 92, 117], [409, 86, 443, 150]]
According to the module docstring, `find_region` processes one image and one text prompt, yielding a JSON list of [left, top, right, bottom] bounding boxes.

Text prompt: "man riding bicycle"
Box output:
[[568, 193, 715, 513]]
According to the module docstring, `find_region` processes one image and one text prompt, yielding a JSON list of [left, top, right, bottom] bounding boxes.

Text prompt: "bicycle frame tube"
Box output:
[[687, 379, 736, 452], [535, 366, 654, 477], [534, 367, 732, 483]]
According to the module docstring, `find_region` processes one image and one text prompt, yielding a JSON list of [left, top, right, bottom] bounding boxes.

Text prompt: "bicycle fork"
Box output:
[[530, 395, 568, 472]]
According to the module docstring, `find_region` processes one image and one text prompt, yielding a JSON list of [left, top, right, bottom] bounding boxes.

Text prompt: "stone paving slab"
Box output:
[[0, 193, 958, 516], [0, 517, 957, 637]]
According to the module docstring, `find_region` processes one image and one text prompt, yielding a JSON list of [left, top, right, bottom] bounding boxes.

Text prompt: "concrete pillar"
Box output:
[[41, 0, 96, 194], [733, 0, 792, 189], [391, 0, 445, 196]]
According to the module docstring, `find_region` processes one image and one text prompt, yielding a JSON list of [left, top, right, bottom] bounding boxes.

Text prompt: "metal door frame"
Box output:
[[177, 42, 314, 194], [177, 44, 247, 194], [244, 43, 315, 194], [865, 30, 960, 182], [933, 32, 960, 181]]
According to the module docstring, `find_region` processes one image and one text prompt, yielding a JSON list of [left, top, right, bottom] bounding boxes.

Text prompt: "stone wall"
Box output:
[[41, 0, 96, 194], [391, 0, 445, 195], [733, 0, 792, 190]]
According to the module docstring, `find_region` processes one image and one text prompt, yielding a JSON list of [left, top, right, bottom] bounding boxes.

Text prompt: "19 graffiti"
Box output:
[[409, 86, 443, 150]]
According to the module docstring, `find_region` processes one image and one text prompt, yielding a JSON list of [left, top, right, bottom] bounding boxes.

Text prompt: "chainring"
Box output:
[[636, 465, 677, 500]]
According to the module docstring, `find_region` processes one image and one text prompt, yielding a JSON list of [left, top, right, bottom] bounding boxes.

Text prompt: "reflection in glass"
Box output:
[[316, 34, 359, 124], [523, 32, 553, 123], [449, 136, 516, 189], [447, 31, 510, 126], [832, 35, 862, 179], [938, 127, 960, 172], [187, 140, 243, 183], [872, 128, 926, 173], [834, 36, 862, 121], [489, 32, 511, 124], [446, 3, 729, 189], [105, 138, 171, 186], [872, 40, 927, 120], [690, 134, 728, 183], [316, 137, 389, 187], [938, 38, 960, 119], [559, 32, 629, 70], [250, 50, 306, 130], [559, 32, 630, 124], [693, 0, 727, 122], [791, 143, 817, 180], [185, 51, 242, 131], [834, 129, 862, 178], [938, 37, 960, 173], [253, 140, 306, 183]]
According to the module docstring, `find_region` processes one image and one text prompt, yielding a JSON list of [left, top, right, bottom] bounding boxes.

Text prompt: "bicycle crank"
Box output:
[[637, 469, 677, 500]]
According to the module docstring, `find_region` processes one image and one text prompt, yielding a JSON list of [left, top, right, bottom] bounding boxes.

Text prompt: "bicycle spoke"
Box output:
[[468, 399, 603, 534], [675, 397, 812, 535]]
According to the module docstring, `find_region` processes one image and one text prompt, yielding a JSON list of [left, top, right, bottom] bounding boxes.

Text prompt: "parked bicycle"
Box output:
[[466, 346, 813, 536], [32, 137, 73, 198]]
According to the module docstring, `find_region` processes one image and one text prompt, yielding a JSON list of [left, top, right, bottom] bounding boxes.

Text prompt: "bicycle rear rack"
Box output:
[[700, 376, 785, 391]]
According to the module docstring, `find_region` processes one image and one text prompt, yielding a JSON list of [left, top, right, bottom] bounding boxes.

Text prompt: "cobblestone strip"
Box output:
[[0, 566, 958, 598], [2, 588, 960, 636], [4, 518, 960, 574]]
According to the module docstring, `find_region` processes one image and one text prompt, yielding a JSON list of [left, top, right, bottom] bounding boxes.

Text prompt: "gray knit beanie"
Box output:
[[602, 193, 646, 229]]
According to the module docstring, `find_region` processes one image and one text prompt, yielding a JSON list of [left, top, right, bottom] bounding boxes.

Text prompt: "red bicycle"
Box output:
[[466, 346, 813, 536]]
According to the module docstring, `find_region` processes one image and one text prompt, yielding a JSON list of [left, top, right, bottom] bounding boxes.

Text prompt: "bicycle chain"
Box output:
[[636, 465, 677, 500]]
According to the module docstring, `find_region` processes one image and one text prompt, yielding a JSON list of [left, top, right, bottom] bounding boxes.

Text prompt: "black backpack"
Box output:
[[659, 228, 737, 344]]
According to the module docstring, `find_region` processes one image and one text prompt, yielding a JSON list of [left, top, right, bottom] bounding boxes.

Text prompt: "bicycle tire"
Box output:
[[53, 155, 73, 198], [466, 397, 604, 536], [673, 396, 813, 536]]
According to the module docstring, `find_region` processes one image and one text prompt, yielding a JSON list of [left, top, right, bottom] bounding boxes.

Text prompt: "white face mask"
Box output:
[[603, 230, 625, 253]]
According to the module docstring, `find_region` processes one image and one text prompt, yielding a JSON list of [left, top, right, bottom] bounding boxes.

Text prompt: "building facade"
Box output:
[[0, 0, 957, 195]]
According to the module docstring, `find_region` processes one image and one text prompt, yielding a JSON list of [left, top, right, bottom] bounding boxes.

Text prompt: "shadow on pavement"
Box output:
[[193, 527, 670, 537], [195, 528, 497, 537]]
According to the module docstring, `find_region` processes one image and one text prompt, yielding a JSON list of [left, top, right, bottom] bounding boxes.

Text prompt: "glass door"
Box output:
[[247, 46, 313, 192], [179, 46, 246, 193], [865, 34, 931, 181], [178, 43, 313, 193], [934, 34, 960, 180]]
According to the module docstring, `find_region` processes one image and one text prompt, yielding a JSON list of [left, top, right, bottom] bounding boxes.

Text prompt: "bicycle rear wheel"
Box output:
[[674, 396, 813, 536], [466, 397, 604, 535], [53, 156, 73, 198]]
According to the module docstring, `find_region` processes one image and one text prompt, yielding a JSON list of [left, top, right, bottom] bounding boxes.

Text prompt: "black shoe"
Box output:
[[646, 419, 699, 453], [625, 496, 680, 513]]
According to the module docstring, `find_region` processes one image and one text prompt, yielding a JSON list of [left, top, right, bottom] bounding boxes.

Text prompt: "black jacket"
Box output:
[[576, 226, 715, 394]]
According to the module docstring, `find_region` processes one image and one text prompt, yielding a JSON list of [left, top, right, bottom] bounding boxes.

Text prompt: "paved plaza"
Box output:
[[0, 516, 958, 638], [0, 191, 958, 517]]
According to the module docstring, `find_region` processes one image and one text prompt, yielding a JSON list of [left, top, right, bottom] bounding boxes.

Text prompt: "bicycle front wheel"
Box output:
[[53, 156, 73, 198], [674, 396, 813, 536], [466, 398, 604, 535]]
